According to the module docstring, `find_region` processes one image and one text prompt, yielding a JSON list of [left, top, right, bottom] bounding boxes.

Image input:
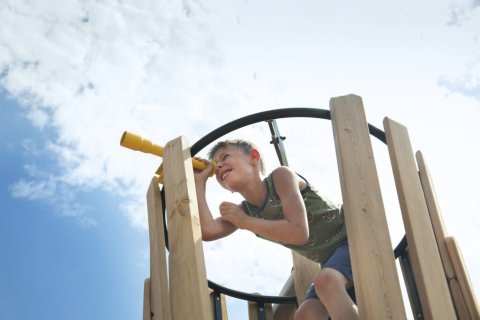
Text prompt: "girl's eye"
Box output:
[[222, 154, 230, 161]]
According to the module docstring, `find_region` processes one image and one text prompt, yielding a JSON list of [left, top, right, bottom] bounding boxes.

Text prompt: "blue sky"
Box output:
[[0, 96, 148, 318], [1, 0, 479, 319]]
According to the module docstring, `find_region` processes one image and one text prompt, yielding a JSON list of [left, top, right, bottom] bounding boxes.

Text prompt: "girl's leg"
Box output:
[[313, 267, 358, 320], [294, 297, 329, 320]]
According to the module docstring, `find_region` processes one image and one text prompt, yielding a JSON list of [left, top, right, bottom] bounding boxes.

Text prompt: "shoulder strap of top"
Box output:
[[265, 173, 281, 204], [267, 171, 311, 202]]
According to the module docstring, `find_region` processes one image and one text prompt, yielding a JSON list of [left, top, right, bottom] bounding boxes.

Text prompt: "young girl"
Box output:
[[194, 139, 358, 320]]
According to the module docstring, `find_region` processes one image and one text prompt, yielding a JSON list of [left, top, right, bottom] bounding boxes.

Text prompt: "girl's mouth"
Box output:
[[221, 169, 231, 181]]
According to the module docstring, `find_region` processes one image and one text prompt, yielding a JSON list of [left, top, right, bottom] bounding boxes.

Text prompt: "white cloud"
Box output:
[[439, 71, 480, 101], [20, 139, 42, 157], [9, 175, 97, 226], [120, 198, 149, 230], [10, 178, 56, 200], [25, 108, 50, 129], [447, 0, 480, 26]]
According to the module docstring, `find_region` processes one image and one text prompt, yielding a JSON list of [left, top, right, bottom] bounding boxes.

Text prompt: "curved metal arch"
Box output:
[[189, 108, 386, 155]]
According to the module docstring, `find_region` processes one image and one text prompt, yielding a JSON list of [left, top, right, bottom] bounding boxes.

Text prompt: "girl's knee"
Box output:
[[313, 268, 347, 297]]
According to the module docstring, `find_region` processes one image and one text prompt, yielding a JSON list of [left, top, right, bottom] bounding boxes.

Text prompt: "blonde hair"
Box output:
[[208, 139, 265, 175]]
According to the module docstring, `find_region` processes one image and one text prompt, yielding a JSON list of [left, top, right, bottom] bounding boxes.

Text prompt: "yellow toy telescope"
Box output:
[[120, 131, 216, 183]]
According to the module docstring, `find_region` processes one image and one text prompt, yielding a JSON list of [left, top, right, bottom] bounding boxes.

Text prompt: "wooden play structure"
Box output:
[[122, 94, 479, 319]]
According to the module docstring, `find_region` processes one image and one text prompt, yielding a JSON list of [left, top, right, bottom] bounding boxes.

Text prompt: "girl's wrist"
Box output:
[[238, 214, 252, 230]]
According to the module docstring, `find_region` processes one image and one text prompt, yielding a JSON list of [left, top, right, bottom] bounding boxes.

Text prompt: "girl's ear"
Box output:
[[250, 148, 261, 164]]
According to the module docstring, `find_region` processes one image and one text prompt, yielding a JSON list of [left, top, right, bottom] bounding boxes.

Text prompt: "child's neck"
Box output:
[[240, 176, 267, 208]]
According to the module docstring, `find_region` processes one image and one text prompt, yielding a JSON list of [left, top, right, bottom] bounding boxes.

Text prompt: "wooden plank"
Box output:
[[164, 136, 212, 320], [330, 94, 406, 320], [272, 273, 297, 320], [291, 251, 319, 304], [450, 278, 472, 320], [146, 178, 171, 320], [143, 278, 152, 320], [416, 151, 455, 280], [384, 117, 457, 319], [446, 236, 480, 320]]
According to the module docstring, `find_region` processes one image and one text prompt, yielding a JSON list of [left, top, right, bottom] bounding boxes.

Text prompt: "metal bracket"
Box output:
[[267, 120, 289, 166]]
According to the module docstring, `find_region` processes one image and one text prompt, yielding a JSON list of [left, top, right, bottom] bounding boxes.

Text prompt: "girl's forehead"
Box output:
[[212, 144, 238, 159]]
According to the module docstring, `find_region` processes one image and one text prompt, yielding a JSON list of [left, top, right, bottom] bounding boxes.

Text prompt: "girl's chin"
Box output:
[[223, 184, 234, 192], [222, 182, 237, 192]]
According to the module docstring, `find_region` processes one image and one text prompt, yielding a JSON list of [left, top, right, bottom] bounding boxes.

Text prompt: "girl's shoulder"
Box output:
[[270, 166, 296, 180], [270, 167, 309, 193]]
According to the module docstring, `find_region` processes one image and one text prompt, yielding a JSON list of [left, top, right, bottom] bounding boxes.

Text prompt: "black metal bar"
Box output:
[[399, 248, 424, 319], [267, 119, 289, 166], [257, 302, 266, 320], [207, 280, 297, 305], [213, 290, 223, 320]]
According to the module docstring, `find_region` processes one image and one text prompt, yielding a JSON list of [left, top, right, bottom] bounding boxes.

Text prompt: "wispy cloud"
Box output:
[[7, 139, 96, 225], [447, 0, 480, 26], [438, 64, 480, 101], [10, 175, 97, 227], [439, 75, 480, 100], [10, 178, 56, 200], [442, 1, 479, 101]]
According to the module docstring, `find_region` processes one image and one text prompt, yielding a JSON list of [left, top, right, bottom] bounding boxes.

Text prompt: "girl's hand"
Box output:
[[193, 158, 213, 186], [219, 202, 247, 228]]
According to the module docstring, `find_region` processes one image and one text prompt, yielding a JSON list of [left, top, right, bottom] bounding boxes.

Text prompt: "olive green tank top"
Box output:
[[241, 173, 347, 264]]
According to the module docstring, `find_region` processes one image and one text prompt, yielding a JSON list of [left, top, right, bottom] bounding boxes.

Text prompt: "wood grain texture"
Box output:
[[330, 94, 406, 320], [384, 117, 456, 319], [272, 273, 297, 320], [416, 151, 455, 280], [164, 136, 212, 320], [146, 178, 171, 320], [143, 278, 152, 320], [291, 251, 319, 305], [446, 236, 480, 320], [450, 278, 472, 320]]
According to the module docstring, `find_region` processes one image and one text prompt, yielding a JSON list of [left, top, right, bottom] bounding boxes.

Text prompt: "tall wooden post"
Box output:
[[163, 136, 213, 320], [384, 118, 457, 319], [330, 94, 407, 319], [291, 252, 319, 306], [446, 237, 480, 319], [143, 278, 152, 320], [146, 177, 171, 320], [415, 152, 455, 280]]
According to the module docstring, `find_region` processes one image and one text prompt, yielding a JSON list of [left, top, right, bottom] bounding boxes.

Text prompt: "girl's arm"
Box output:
[[194, 163, 238, 241], [220, 166, 309, 245]]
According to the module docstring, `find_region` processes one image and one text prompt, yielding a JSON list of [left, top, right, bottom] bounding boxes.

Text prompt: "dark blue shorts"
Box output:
[[304, 241, 353, 300]]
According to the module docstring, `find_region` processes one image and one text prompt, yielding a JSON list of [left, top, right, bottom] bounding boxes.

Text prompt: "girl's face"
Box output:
[[212, 145, 259, 191]]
